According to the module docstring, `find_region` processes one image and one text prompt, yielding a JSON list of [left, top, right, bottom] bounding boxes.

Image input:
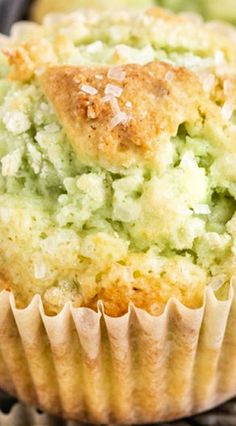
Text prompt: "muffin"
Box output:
[[31, 0, 155, 23], [160, 0, 236, 25], [1, 6, 236, 423], [1, 6, 236, 316], [31, 0, 236, 25]]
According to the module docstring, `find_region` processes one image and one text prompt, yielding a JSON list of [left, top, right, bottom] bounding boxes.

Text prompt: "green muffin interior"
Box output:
[[0, 10, 236, 313]]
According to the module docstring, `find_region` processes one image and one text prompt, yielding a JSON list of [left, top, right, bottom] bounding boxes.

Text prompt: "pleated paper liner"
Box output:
[[0, 278, 235, 424], [0, 286, 233, 424]]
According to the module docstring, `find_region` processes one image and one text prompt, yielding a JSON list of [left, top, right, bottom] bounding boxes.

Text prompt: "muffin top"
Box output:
[[1, 8, 236, 315]]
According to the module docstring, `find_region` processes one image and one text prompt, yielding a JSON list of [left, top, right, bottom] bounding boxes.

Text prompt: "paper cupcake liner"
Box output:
[[0, 282, 236, 424]]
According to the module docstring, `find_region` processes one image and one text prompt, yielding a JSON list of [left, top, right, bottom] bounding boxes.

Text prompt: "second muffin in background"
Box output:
[[31, 0, 155, 23], [31, 0, 236, 24]]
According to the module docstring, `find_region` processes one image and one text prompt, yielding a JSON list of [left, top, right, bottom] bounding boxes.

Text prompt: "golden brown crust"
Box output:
[[146, 6, 186, 22], [3, 41, 56, 81], [40, 62, 207, 168], [88, 280, 204, 317], [0, 270, 204, 317]]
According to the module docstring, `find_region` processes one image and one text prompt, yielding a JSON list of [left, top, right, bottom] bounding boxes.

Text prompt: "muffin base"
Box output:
[[0, 282, 235, 424]]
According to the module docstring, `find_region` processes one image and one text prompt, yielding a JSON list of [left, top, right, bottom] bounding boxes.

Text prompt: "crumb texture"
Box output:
[[1, 8, 236, 315]]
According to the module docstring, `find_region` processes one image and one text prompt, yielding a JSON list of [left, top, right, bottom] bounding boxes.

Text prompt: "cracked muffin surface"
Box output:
[[1, 8, 236, 316]]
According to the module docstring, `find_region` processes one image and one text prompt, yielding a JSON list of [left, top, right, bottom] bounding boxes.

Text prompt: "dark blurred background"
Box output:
[[0, 0, 31, 35]]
